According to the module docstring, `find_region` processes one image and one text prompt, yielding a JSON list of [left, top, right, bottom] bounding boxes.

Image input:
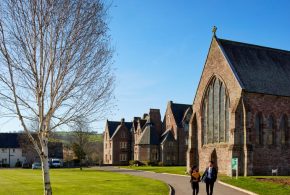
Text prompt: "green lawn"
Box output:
[[120, 166, 187, 175], [220, 176, 290, 195], [0, 168, 168, 195]]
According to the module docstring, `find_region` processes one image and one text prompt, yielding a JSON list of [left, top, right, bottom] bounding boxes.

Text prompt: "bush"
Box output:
[[158, 161, 164, 166], [142, 161, 157, 166], [1, 164, 9, 168], [129, 160, 142, 166], [129, 160, 137, 166], [15, 161, 22, 168]]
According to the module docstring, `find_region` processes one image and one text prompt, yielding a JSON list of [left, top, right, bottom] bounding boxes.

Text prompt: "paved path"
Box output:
[[97, 166, 249, 195]]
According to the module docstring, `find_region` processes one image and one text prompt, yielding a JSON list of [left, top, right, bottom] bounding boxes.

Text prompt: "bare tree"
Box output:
[[71, 118, 90, 171], [0, 1, 114, 194]]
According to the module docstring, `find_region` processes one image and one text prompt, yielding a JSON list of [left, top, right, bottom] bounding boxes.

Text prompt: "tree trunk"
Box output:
[[42, 146, 52, 195]]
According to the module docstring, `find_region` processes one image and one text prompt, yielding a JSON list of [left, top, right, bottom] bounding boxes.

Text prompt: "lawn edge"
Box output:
[[118, 166, 188, 176], [218, 180, 258, 195], [168, 184, 174, 195], [117, 167, 175, 195]]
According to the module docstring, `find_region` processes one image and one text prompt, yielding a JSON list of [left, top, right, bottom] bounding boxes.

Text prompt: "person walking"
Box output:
[[190, 165, 201, 195], [201, 161, 217, 195]]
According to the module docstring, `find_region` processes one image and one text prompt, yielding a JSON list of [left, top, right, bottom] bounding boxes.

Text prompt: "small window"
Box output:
[[120, 142, 127, 149], [121, 131, 126, 138], [1, 149, 6, 153], [12, 149, 15, 152], [255, 113, 263, 145], [184, 123, 189, 132], [185, 138, 188, 145], [151, 149, 159, 161], [120, 154, 127, 161]]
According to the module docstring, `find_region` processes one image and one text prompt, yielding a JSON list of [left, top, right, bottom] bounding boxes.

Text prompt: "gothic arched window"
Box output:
[[268, 115, 276, 145], [202, 77, 230, 145], [280, 114, 288, 144], [255, 113, 263, 145]]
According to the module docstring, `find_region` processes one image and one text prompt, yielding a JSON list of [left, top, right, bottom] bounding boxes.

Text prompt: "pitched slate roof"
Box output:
[[160, 130, 175, 144], [170, 102, 192, 127], [107, 121, 120, 138], [132, 117, 141, 132], [138, 122, 160, 145], [111, 122, 133, 139], [139, 119, 147, 129], [217, 38, 290, 97], [0, 133, 20, 148]]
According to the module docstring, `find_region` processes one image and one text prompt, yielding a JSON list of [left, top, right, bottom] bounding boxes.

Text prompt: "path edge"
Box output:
[[167, 184, 174, 195], [218, 181, 258, 195], [117, 167, 174, 195]]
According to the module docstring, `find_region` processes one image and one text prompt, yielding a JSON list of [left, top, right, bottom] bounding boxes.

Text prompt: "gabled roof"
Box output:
[[0, 133, 20, 148], [217, 37, 290, 97], [107, 121, 120, 138], [110, 122, 132, 139], [132, 117, 141, 132], [137, 122, 159, 145], [170, 102, 192, 127], [160, 130, 175, 144], [139, 119, 147, 130]]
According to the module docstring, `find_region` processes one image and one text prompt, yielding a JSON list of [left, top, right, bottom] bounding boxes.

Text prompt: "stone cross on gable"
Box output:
[[212, 26, 217, 36]]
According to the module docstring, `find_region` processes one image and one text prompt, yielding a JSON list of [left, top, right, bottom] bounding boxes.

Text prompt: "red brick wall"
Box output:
[[103, 123, 131, 165], [243, 92, 290, 175]]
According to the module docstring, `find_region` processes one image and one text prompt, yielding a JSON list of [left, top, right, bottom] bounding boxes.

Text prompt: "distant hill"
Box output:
[[50, 131, 103, 145]]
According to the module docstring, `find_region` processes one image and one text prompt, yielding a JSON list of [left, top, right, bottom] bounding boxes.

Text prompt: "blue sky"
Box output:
[[1, 0, 290, 132]]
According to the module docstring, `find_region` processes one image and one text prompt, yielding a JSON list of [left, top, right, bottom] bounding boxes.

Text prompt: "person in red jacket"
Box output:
[[190, 165, 201, 195]]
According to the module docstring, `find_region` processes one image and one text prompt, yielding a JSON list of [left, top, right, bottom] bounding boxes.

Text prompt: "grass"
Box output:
[[219, 175, 290, 195], [0, 168, 168, 195], [120, 166, 187, 175]]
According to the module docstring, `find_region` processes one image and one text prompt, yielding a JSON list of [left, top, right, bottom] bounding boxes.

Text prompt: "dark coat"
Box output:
[[201, 167, 217, 183]]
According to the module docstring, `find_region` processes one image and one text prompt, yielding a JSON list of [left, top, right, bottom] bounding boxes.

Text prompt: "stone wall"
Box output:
[[243, 92, 290, 175], [188, 36, 290, 176], [188, 36, 243, 175]]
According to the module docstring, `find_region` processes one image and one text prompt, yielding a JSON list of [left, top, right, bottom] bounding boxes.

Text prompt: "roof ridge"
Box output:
[[171, 102, 191, 106], [218, 38, 290, 54]]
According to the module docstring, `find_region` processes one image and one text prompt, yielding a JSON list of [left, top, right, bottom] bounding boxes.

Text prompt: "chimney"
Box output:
[[121, 118, 125, 124]]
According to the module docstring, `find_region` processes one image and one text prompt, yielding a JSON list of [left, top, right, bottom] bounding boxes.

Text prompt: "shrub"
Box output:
[[15, 161, 22, 168], [129, 160, 142, 166], [129, 160, 137, 166], [142, 161, 157, 166], [1, 164, 9, 168], [158, 161, 164, 166]]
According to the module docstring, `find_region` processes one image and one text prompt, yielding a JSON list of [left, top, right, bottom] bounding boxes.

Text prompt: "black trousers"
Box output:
[[206, 181, 214, 195], [191, 182, 199, 195]]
